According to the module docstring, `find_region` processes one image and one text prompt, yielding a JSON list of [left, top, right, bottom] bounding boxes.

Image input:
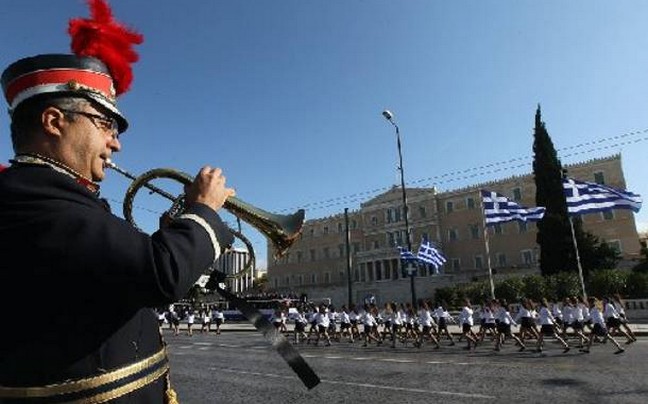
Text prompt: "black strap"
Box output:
[[206, 273, 320, 390]]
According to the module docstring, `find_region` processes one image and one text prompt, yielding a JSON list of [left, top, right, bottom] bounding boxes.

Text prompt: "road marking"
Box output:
[[213, 368, 496, 399], [194, 342, 214, 346], [381, 358, 415, 363]]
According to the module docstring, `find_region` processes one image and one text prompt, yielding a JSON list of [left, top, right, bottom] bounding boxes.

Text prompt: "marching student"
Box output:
[[581, 297, 625, 354], [361, 304, 382, 347], [459, 299, 478, 351], [310, 305, 332, 346], [612, 293, 637, 342], [200, 307, 211, 334], [349, 304, 361, 342], [186, 308, 196, 337], [562, 297, 587, 348], [603, 296, 635, 344], [380, 302, 394, 343], [535, 298, 570, 353], [212, 305, 225, 335], [433, 301, 455, 346], [551, 300, 564, 334], [494, 299, 526, 352], [478, 300, 497, 343], [293, 307, 309, 344], [516, 298, 539, 344], [389, 302, 404, 348], [338, 305, 354, 343], [415, 302, 440, 349]]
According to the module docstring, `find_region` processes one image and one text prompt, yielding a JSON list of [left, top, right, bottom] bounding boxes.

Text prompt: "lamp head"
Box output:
[[382, 109, 393, 121]]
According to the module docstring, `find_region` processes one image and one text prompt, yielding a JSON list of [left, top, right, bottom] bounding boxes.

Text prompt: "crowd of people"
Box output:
[[268, 293, 637, 355]]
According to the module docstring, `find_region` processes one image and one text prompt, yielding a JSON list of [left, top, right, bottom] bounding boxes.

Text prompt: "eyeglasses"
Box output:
[[58, 108, 119, 136]]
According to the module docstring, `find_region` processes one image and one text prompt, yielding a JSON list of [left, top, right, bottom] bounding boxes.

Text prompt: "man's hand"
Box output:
[[184, 166, 236, 212]]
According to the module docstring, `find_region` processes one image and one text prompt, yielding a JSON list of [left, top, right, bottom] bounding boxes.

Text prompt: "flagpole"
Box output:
[[562, 171, 588, 300], [480, 195, 496, 300], [568, 216, 587, 299]]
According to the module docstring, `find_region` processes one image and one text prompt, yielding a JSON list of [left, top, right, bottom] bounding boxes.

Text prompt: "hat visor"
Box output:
[[85, 92, 128, 133]]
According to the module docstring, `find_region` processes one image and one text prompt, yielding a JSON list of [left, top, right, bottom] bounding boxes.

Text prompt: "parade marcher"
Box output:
[[516, 298, 539, 345], [494, 299, 526, 352], [338, 305, 354, 343], [200, 307, 212, 334], [459, 299, 478, 351], [0, 1, 235, 402], [612, 293, 637, 342], [535, 299, 570, 353], [581, 297, 625, 354], [433, 301, 456, 346], [212, 306, 225, 335], [603, 296, 636, 344], [293, 307, 309, 344], [415, 302, 440, 349]]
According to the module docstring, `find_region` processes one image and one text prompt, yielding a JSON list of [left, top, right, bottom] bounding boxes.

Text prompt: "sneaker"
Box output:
[[536, 347, 543, 353], [625, 339, 635, 345], [615, 348, 625, 354], [580, 349, 590, 354], [449, 341, 455, 346], [563, 347, 570, 354], [519, 345, 526, 352], [362, 343, 367, 347]]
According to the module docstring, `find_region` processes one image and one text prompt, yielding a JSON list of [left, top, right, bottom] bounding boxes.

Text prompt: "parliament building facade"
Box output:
[[267, 154, 642, 305]]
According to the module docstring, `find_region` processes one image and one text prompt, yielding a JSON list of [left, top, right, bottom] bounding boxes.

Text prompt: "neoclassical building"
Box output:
[[267, 154, 641, 305]]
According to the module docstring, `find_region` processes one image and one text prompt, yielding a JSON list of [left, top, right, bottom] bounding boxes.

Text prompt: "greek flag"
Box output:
[[417, 238, 447, 274], [563, 178, 642, 215], [398, 246, 418, 262], [481, 190, 546, 226]]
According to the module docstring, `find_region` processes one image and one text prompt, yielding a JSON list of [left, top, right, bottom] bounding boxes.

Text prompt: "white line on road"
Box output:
[[213, 368, 496, 399]]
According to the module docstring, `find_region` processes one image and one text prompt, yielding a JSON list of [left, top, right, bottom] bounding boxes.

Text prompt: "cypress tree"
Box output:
[[532, 105, 577, 275]]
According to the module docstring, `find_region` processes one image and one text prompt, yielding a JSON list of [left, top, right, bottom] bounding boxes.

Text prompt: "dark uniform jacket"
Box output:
[[0, 163, 233, 402]]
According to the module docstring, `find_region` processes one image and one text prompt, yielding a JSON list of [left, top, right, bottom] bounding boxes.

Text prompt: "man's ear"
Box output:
[[41, 106, 66, 138]]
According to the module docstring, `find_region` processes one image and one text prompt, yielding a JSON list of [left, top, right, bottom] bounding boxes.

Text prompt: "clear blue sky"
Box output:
[[2, 1, 647, 269]]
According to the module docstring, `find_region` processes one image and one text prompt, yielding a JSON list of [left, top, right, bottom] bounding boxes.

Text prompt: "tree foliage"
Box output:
[[532, 106, 577, 275]]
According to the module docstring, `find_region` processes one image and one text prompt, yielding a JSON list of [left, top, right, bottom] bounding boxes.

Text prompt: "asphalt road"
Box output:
[[165, 331, 648, 404]]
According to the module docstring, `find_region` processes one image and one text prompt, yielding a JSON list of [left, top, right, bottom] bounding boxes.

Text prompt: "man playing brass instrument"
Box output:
[[0, 1, 234, 402]]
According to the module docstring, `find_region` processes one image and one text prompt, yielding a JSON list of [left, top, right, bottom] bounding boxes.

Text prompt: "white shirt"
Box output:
[[459, 306, 474, 326], [538, 307, 555, 326]]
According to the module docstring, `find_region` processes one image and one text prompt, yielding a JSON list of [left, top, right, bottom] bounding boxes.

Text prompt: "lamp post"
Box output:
[[382, 109, 417, 308]]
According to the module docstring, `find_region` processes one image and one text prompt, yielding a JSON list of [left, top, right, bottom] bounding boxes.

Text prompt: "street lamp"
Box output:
[[382, 109, 417, 308]]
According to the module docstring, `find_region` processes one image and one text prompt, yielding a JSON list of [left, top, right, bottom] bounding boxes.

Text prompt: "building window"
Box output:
[[338, 244, 345, 257], [518, 221, 528, 233], [446, 201, 454, 213], [324, 272, 330, 284], [469, 224, 479, 239], [602, 210, 614, 220], [494, 224, 503, 235], [467, 197, 475, 210], [419, 206, 427, 218], [376, 262, 382, 281], [338, 223, 343, 233], [351, 220, 357, 229], [373, 240, 380, 250], [323, 226, 329, 235], [512, 187, 522, 201], [323, 247, 330, 259], [371, 216, 378, 225], [496, 253, 506, 267], [451, 258, 461, 271], [354, 268, 360, 282], [448, 228, 458, 242], [521, 249, 533, 265], [606, 239, 622, 253], [309, 228, 315, 237], [298, 275, 303, 286], [353, 242, 361, 253], [273, 278, 278, 288], [309, 249, 316, 262], [311, 273, 317, 284], [297, 251, 302, 263], [474, 255, 483, 270], [421, 232, 429, 241], [594, 171, 605, 184], [285, 276, 290, 286]]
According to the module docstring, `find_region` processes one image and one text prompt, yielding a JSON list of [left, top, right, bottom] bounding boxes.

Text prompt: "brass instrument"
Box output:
[[105, 160, 305, 260]]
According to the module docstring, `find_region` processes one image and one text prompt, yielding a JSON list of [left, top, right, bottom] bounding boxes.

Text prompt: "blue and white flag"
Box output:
[[417, 238, 447, 274], [563, 178, 642, 215], [481, 190, 546, 226], [398, 246, 418, 262]]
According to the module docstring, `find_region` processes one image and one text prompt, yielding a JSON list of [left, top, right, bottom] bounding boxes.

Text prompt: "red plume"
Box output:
[[68, 0, 143, 95]]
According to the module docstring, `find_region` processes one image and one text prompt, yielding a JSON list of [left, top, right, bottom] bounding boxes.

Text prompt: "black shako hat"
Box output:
[[1, 0, 142, 134]]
